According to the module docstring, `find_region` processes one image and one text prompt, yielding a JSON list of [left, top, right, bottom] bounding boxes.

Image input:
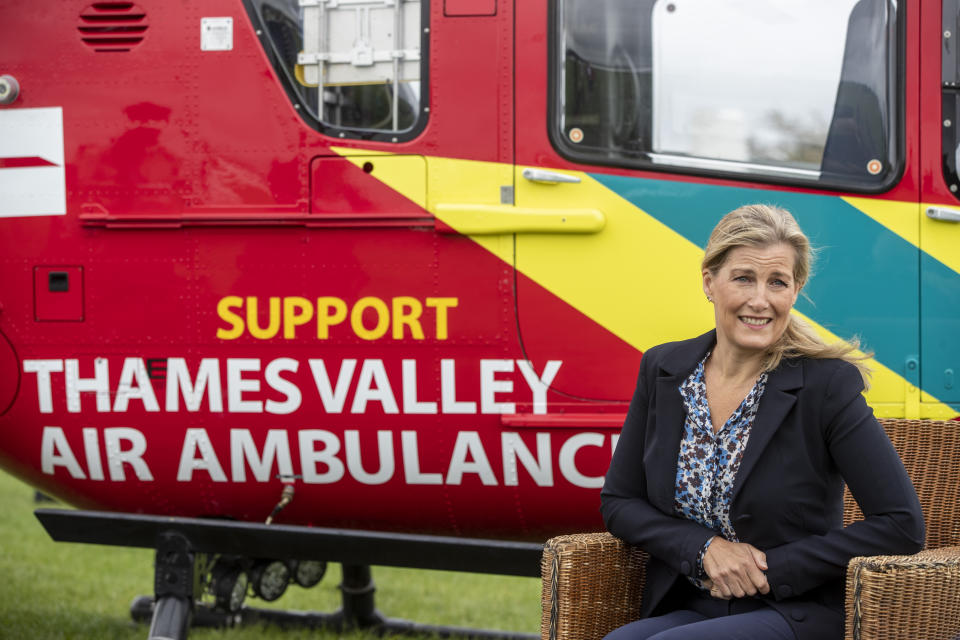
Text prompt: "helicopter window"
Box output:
[[247, 0, 426, 141], [553, 0, 900, 191]]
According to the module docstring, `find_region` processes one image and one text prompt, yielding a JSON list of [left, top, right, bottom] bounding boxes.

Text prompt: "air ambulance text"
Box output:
[[38, 426, 617, 489]]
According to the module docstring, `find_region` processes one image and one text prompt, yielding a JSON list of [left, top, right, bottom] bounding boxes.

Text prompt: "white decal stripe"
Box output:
[[0, 107, 66, 217]]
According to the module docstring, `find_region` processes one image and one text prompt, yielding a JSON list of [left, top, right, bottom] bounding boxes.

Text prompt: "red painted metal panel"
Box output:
[[0, 0, 525, 544], [0, 330, 18, 416], [34, 267, 84, 322], [444, 0, 496, 17], [501, 413, 626, 428], [920, 0, 952, 204], [0, 0, 936, 546], [514, 270, 642, 402], [310, 156, 428, 217]]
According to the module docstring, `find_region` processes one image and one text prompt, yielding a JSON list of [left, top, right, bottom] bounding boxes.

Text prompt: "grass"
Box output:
[[0, 471, 542, 639]]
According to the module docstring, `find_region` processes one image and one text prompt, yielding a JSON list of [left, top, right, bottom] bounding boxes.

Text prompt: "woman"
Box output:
[[600, 205, 924, 640]]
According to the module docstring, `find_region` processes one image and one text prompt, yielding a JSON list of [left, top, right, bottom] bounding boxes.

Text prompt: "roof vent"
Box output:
[[78, 2, 148, 52]]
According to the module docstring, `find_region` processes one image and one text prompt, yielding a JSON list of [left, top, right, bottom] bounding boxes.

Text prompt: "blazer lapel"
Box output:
[[648, 331, 716, 512], [651, 372, 686, 511], [731, 359, 803, 502]]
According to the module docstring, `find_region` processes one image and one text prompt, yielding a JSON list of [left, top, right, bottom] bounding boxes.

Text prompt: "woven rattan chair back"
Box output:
[[842, 418, 960, 549]]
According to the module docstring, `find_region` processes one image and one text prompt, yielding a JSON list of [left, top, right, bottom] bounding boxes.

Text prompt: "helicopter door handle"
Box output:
[[522, 168, 581, 184], [926, 206, 960, 222]]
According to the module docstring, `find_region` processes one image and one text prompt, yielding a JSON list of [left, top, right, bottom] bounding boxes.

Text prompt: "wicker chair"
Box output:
[[541, 419, 960, 640]]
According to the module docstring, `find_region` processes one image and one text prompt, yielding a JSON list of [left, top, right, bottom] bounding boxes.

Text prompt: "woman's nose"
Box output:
[[747, 287, 769, 309]]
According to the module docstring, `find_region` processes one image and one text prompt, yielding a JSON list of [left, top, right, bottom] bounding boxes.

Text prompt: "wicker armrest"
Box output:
[[540, 532, 649, 640], [845, 546, 960, 640]]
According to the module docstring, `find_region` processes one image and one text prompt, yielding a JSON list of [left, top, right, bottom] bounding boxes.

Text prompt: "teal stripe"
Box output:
[[592, 174, 921, 388], [921, 252, 960, 401]]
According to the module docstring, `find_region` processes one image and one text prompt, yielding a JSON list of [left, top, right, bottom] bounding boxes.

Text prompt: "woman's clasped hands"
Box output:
[[701, 537, 770, 600]]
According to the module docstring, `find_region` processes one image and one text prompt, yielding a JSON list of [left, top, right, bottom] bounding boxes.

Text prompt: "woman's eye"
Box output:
[[771, 279, 788, 288]]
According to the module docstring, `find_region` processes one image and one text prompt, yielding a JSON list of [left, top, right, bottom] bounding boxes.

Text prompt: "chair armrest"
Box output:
[[541, 532, 649, 640], [845, 546, 960, 640]]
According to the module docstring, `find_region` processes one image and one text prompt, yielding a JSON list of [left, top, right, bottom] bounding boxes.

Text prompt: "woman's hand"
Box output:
[[700, 579, 729, 600], [702, 537, 770, 598]]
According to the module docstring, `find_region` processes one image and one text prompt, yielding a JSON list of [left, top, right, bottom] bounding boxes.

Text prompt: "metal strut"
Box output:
[[338, 564, 385, 628], [147, 532, 197, 640]]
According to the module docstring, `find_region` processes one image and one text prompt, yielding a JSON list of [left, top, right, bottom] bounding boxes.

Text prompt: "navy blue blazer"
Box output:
[[601, 330, 925, 640]]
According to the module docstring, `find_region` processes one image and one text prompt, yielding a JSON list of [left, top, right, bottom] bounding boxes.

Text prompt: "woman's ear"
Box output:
[[702, 269, 713, 301]]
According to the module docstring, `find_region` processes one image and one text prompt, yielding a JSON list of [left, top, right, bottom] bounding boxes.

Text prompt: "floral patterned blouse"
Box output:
[[673, 353, 768, 588]]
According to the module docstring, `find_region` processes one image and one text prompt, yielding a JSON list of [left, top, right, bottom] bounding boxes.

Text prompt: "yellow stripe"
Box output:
[[331, 147, 429, 209], [433, 204, 605, 234], [511, 169, 713, 353], [846, 196, 960, 278], [509, 174, 911, 412], [794, 309, 908, 417], [842, 197, 919, 246], [841, 198, 958, 416], [508, 173, 954, 418], [328, 149, 521, 272], [919, 201, 960, 276], [326, 150, 956, 418]]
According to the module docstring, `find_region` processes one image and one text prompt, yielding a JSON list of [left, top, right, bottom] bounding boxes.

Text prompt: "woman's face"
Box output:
[[702, 243, 800, 359]]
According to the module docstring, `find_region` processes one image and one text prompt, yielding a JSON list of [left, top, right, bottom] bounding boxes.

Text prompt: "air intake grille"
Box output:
[[78, 3, 148, 52]]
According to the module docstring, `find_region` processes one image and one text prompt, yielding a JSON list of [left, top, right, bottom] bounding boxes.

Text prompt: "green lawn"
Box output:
[[0, 471, 542, 639]]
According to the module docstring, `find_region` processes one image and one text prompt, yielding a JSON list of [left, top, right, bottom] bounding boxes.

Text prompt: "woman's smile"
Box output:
[[740, 316, 771, 328]]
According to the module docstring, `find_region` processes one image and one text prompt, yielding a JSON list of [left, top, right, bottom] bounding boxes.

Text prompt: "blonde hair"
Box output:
[[702, 204, 871, 383]]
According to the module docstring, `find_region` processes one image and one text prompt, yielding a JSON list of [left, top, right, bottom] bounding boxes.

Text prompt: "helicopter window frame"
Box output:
[[243, 0, 430, 143], [547, 0, 905, 194]]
